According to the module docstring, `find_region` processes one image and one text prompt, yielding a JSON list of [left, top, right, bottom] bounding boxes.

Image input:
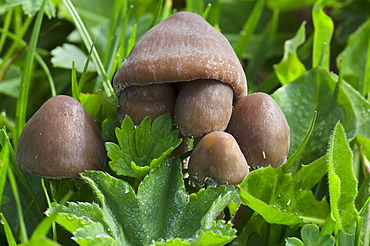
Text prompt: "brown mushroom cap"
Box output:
[[226, 92, 290, 168], [174, 80, 233, 137], [118, 83, 177, 124], [16, 95, 106, 178], [113, 11, 247, 99], [188, 131, 249, 185]]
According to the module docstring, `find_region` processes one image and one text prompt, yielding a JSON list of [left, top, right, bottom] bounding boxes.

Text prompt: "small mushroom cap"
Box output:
[[118, 83, 177, 124], [113, 11, 247, 99], [174, 80, 233, 137], [188, 131, 249, 185], [16, 95, 106, 178], [226, 92, 290, 168]]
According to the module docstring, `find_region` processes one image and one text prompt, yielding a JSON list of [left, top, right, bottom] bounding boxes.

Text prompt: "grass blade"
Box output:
[[62, 0, 114, 97], [71, 61, 79, 100], [14, 2, 45, 145], [126, 24, 137, 57], [7, 162, 28, 243], [0, 213, 17, 246], [0, 139, 9, 209], [234, 0, 265, 58], [282, 111, 317, 173], [150, 0, 164, 28], [312, 0, 334, 70], [0, 28, 56, 97]]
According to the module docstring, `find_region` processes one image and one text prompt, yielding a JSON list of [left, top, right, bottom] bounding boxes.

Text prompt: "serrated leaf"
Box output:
[[192, 220, 237, 246], [106, 114, 182, 178], [272, 67, 357, 164], [73, 223, 116, 246], [240, 167, 330, 227], [70, 158, 237, 246], [274, 21, 307, 85], [327, 122, 358, 234], [50, 43, 96, 73]]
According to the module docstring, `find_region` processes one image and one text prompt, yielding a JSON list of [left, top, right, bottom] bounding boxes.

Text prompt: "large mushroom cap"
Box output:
[[113, 11, 247, 99], [16, 95, 106, 178]]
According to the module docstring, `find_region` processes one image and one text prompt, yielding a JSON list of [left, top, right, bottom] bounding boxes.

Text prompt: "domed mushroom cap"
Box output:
[[113, 11, 247, 99], [188, 131, 249, 185], [16, 95, 106, 178], [226, 93, 290, 168]]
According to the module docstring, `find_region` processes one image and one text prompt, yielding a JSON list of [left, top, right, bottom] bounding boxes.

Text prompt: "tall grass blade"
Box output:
[[79, 44, 95, 92], [14, 3, 45, 145], [7, 162, 28, 243], [0, 139, 9, 209], [71, 61, 79, 101], [234, 0, 265, 58], [126, 24, 137, 57], [0, 28, 56, 97], [150, 0, 164, 28], [364, 35, 370, 96], [62, 0, 114, 97], [0, 213, 17, 246], [0, 8, 13, 53]]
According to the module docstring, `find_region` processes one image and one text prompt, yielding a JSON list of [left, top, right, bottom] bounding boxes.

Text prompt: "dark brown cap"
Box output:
[[16, 95, 106, 178], [113, 11, 247, 99]]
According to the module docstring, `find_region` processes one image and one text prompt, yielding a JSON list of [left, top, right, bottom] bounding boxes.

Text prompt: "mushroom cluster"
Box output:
[[16, 95, 106, 179], [113, 12, 290, 185]]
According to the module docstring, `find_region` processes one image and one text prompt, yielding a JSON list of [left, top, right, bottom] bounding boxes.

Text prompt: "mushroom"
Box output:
[[226, 92, 290, 168], [113, 11, 247, 135], [16, 95, 106, 178], [188, 131, 249, 185], [174, 80, 233, 136], [117, 83, 177, 124]]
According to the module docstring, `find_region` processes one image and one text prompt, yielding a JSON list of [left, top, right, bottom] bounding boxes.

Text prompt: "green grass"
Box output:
[[0, 0, 369, 245]]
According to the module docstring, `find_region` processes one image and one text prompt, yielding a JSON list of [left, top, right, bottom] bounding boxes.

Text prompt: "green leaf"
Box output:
[[293, 155, 328, 190], [19, 237, 61, 246], [356, 134, 370, 161], [285, 224, 335, 246], [312, 0, 334, 70], [336, 19, 370, 94], [340, 81, 370, 138], [0, 213, 17, 246], [327, 122, 358, 234], [272, 67, 356, 164], [266, 0, 315, 11], [50, 43, 96, 73], [0, 65, 21, 98], [106, 114, 182, 178], [6, 0, 56, 18], [79, 92, 117, 122], [274, 21, 307, 85], [239, 166, 330, 227], [53, 158, 237, 246], [285, 237, 305, 246]]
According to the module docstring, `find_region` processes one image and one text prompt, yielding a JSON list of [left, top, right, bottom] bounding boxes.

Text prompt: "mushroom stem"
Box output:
[[174, 80, 233, 137], [118, 83, 177, 124]]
